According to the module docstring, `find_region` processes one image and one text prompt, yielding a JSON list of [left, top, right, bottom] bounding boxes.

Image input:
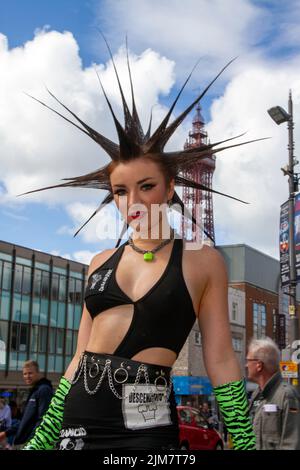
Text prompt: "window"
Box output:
[[68, 278, 75, 304], [11, 323, 19, 351], [14, 265, 23, 294], [74, 305, 81, 330], [232, 337, 242, 352], [41, 272, 50, 299], [39, 299, 48, 325], [75, 280, 83, 305], [66, 330, 72, 355], [59, 276, 66, 302], [51, 274, 59, 301], [49, 328, 56, 354], [38, 326, 47, 353], [22, 267, 31, 295], [11, 322, 29, 352], [0, 291, 10, 320], [67, 303, 74, 330], [12, 294, 21, 322], [56, 329, 64, 354], [0, 321, 8, 369], [253, 303, 267, 339], [193, 411, 208, 428], [31, 325, 39, 352], [2, 262, 12, 291], [261, 308, 266, 337], [57, 302, 66, 328], [19, 324, 28, 352], [32, 298, 40, 324], [20, 296, 30, 323], [0, 321, 8, 344], [0, 260, 2, 289], [232, 301, 238, 322], [179, 409, 192, 424], [33, 270, 42, 297], [50, 301, 58, 326]]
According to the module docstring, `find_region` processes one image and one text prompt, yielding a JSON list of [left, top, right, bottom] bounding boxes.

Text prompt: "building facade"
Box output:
[[172, 243, 300, 406], [0, 240, 87, 403]]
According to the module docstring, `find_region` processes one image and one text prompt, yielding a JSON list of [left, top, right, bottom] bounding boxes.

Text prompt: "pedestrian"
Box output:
[[4, 401, 22, 448], [200, 402, 211, 420], [19, 38, 259, 451], [247, 337, 300, 449], [0, 397, 12, 450], [0, 360, 53, 447]]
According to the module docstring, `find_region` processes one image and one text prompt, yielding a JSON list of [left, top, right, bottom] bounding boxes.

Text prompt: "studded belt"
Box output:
[[69, 350, 174, 401]]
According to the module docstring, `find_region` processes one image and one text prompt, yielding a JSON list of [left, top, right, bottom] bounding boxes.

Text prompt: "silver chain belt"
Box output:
[[69, 353, 173, 401]]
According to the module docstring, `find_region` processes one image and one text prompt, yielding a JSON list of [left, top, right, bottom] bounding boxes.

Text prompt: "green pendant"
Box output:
[[144, 251, 154, 262]]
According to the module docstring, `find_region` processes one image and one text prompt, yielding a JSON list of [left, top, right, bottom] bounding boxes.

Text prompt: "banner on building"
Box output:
[[280, 200, 290, 288], [294, 193, 300, 283]]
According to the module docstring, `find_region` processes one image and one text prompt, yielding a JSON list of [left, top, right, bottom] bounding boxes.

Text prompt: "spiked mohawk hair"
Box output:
[[18, 36, 265, 247]]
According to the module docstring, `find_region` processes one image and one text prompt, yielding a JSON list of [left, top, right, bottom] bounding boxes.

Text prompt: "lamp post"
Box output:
[[268, 91, 300, 390]]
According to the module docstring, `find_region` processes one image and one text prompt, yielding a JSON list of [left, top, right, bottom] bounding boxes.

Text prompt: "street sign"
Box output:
[[280, 361, 298, 378], [289, 305, 296, 316]]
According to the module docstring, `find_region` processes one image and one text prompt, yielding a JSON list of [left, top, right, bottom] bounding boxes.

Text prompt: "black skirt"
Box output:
[[55, 350, 180, 450]]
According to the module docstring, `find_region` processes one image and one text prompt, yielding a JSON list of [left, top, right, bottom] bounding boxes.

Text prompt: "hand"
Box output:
[[0, 431, 6, 442]]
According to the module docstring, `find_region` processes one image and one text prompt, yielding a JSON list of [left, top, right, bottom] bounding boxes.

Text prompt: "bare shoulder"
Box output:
[[88, 247, 119, 276], [184, 241, 226, 274]]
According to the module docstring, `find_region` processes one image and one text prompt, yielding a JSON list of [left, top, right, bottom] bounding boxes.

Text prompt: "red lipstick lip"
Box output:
[[129, 211, 145, 220]]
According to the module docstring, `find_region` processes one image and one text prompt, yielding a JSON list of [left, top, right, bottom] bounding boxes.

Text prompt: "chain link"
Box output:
[[69, 353, 173, 401]]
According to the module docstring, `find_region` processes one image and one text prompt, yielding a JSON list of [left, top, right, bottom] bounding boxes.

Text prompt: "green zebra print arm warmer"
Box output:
[[22, 376, 71, 450], [213, 379, 256, 450]]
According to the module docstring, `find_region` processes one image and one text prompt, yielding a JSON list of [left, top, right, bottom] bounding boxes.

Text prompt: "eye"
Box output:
[[113, 189, 126, 196], [141, 184, 156, 191], [113, 184, 156, 196]]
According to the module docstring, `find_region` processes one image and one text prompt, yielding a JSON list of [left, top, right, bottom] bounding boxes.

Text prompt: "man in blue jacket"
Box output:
[[0, 360, 53, 447]]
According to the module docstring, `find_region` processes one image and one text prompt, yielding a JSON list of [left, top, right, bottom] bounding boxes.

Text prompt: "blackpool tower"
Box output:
[[180, 103, 216, 245]]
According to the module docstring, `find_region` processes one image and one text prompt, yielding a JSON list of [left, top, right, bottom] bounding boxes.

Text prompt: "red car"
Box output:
[[177, 406, 224, 450]]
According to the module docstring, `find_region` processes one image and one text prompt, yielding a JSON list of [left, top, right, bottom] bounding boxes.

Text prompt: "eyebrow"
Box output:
[[112, 177, 155, 188]]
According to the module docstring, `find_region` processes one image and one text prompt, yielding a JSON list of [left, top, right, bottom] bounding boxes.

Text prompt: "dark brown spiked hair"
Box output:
[[18, 37, 267, 247]]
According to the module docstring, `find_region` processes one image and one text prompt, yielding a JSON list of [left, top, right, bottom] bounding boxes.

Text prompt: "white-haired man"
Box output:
[[247, 337, 300, 450]]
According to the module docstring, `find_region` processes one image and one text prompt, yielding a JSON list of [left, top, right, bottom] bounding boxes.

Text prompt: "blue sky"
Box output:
[[1, 0, 300, 264]]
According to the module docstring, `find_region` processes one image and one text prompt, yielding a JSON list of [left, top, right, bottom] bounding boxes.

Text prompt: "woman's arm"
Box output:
[[197, 247, 241, 385], [197, 246, 256, 450]]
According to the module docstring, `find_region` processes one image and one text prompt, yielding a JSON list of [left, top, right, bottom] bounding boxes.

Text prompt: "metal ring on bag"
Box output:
[[88, 362, 100, 378], [113, 366, 129, 384], [154, 375, 168, 391]]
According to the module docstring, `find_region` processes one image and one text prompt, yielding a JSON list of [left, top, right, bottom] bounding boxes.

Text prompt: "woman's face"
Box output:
[[110, 157, 174, 236]]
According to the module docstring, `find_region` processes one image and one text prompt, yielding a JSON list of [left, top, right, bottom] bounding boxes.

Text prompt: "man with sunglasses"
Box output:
[[246, 337, 300, 450]]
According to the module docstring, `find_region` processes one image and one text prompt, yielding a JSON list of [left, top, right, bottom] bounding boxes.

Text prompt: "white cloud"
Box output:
[[49, 248, 95, 265], [0, 29, 176, 210], [206, 58, 300, 258], [94, 0, 265, 83], [0, 28, 186, 249]]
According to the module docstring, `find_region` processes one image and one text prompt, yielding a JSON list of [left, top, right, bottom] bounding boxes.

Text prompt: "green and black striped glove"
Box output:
[[213, 379, 256, 450], [22, 376, 71, 450]]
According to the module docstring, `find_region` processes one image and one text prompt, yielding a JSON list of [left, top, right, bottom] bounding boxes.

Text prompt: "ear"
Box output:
[[257, 361, 264, 372], [168, 178, 175, 201]]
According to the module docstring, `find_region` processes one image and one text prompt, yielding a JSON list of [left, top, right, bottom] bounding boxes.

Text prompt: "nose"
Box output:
[[127, 188, 142, 208]]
